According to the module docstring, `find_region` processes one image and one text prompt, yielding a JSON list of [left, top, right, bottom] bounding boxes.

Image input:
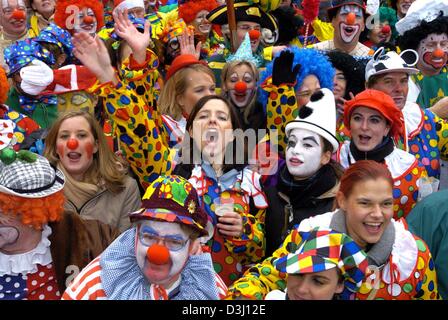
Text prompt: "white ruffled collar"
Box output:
[[0, 224, 53, 276]]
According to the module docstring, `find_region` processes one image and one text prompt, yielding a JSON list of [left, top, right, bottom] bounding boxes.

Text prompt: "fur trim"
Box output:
[[54, 0, 105, 33]]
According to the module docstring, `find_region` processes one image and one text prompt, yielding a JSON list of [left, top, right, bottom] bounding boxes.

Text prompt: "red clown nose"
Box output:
[[67, 139, 79, 150], [147, 244, 170, 265], [83, 15, 94, 24], [248, 29, 260, 40], [234, 81, 247, 93], [11, 9, 26, 20], [433, 48, 445, 58], [346, 12, 356, 25], [381, 25, 391, 34]]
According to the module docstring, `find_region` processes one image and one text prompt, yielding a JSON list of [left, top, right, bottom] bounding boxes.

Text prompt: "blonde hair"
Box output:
[[221, 60, 259, 124], [158, 64, 215, 120], [44, 110, 128, 193]]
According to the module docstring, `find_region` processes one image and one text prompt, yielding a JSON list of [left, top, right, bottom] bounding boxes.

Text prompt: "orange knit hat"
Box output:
[[344, 89, 405, 142]]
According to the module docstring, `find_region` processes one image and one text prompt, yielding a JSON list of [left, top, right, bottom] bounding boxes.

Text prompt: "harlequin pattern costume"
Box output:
[[228, 210, 439, 300]]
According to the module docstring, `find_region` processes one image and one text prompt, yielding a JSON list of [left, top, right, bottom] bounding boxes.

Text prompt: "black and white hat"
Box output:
[[0, 153, 65, 198], [365, 47, 419, 81], [285, 88, 339, 153]]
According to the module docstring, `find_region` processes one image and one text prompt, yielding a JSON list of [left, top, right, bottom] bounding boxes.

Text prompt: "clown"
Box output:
[[63, 175, 227, 300], [396, 0, 448, 109], [312, 0, 372, 58], [0, 0, 28, 71], [221, 33, 264, 133], [266, 228, 368, 300], [0, 151, 117, 300], [258, 47, 335, 154], [54, 0, 104, 37], [0, 65, 40, 151], [206, 0, 278, 88], [390, 0, 415, 20], [4, 39, 58, 129]]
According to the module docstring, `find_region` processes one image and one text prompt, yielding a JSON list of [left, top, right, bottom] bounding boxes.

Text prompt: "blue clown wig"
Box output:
[[258, 47, 335, 114]]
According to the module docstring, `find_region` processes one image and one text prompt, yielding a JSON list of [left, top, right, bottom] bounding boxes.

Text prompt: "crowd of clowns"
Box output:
[[0, 0, 448, 301]]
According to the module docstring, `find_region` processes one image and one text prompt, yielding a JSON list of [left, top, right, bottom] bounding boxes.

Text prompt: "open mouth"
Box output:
[[340, 23, 360, 43], [358, 134, 371, 144], [204, 128, 219, 144], [363, 222, 382, 234], [198, 24, 211, 34], [67, 152, 82, 161]]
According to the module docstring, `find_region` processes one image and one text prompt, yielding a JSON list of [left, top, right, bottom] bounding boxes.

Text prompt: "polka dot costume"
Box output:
[[262, 81, 298, 154], [228, 212, 440, 300], [189, 166, 267, 287], [0, 264, 60, 300]]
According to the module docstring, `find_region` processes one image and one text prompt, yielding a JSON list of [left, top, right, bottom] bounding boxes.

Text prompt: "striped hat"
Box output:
[[274, 228, 368, 293]]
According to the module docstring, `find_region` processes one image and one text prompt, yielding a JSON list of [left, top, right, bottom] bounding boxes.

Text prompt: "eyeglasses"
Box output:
[[138, 231, 190, 251]]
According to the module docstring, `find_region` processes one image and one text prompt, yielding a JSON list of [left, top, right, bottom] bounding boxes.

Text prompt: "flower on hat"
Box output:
[[130, 175, 208, 236]]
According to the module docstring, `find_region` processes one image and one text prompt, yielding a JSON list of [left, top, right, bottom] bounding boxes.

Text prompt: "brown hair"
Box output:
[[44, 110, 128, 193], [158, 64, 215, 120], [339, 160, 393, 198], [0, 191, 64, 230], [180, 95, 248, 173]]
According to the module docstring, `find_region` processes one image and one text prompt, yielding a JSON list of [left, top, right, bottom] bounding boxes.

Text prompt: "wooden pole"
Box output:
[[226, 0, 237, 52]]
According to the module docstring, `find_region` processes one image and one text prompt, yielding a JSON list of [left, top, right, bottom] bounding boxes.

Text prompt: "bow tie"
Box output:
[[19, 94, 58, 113]]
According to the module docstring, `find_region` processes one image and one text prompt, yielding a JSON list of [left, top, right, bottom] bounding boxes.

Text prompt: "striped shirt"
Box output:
[[62, 256, 228, 300]]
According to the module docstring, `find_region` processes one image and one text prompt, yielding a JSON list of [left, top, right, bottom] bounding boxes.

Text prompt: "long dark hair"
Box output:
[[179, 95, 248, 173]]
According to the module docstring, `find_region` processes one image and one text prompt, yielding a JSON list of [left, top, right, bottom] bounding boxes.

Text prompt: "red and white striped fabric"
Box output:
[[62, 256, 228, 300]]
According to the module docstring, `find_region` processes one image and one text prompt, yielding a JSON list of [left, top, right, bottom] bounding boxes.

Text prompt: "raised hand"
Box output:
[[72, 32, 116, 84], [272, 50, 301, 86], [178, 29, 201, 60], [113, 8, 151, 63]]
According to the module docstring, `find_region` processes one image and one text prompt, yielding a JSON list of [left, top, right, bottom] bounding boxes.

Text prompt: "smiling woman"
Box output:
[[229, 160, 440, 300], [337, 89, 428, 219], [44, 111, 142, 233]]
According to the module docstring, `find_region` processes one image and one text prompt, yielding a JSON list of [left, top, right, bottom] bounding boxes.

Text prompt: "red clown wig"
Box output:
[[54, 0, 105, 33], [178, 0, 219, 25], [0, 191, 65, 230], [0, 66, 9, 105]]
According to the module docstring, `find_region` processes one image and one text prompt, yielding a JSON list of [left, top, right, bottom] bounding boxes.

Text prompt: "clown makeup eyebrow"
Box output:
[[302, 136, 319, 146], [340, 5, 363, 17], [140, 225, 186, 242]]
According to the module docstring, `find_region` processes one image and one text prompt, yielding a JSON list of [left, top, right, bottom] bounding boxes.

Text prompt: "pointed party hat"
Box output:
[[226, 33, 261, 67]]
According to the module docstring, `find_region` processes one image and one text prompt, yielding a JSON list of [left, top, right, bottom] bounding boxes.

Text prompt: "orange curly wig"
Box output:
[[0, 191, 65, 230], [0, 66, 9, 105], [178, 0, 219, 24], [54, 0, 105, 33]]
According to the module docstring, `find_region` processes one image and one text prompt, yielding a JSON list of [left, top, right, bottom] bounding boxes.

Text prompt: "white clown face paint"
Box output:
[[417, 33, 448, 76], [135, 220, 191, 287], [333, 5, 365, 44], [74, 7, 97, 36], [286, 128, 325, 179]]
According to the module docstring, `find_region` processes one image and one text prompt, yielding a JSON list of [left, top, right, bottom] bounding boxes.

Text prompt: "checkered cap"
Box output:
[[274, 228, 368, 293], [0, 154, 65, 198]]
